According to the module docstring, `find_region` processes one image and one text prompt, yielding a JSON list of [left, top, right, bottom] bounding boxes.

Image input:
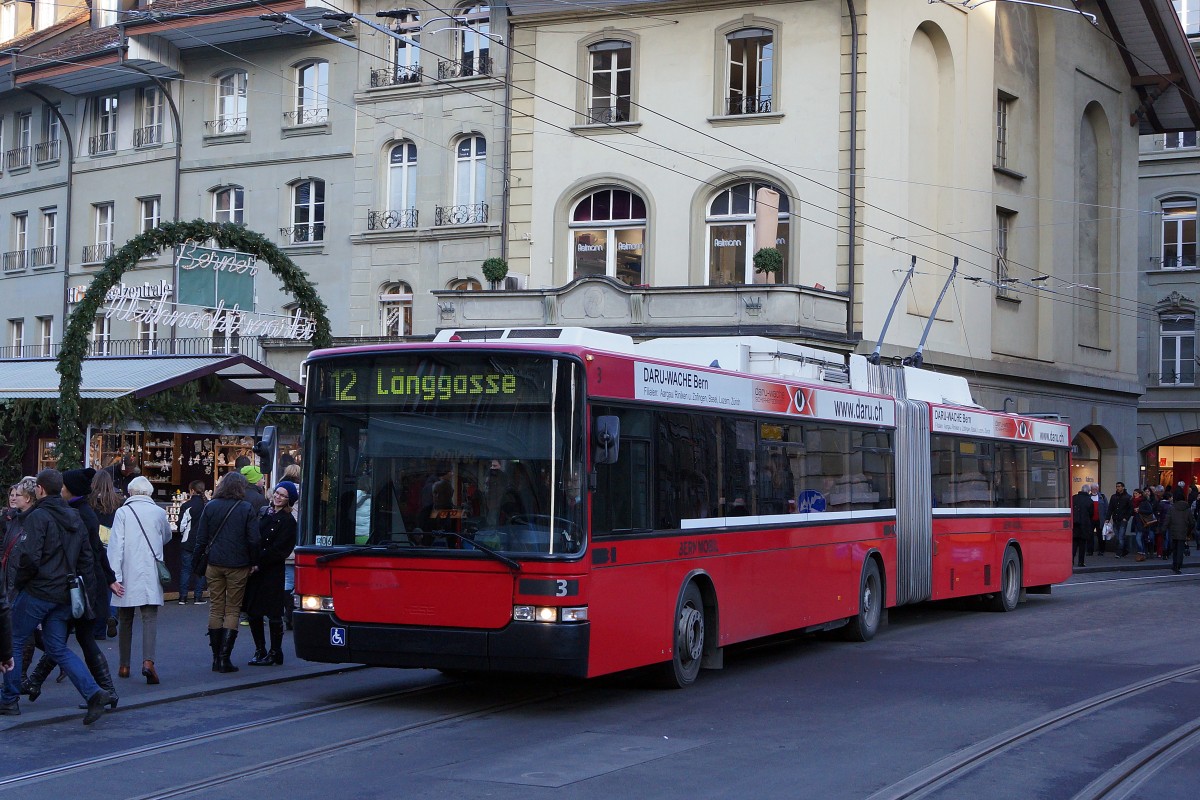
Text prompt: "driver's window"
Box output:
[[593, 405, 652, 534]]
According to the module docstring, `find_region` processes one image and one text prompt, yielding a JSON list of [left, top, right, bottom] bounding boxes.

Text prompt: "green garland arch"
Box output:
[[55, 219, 332, 469]]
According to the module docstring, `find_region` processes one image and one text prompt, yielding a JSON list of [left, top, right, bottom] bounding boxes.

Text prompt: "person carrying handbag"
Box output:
[[108, 477, 171, 684], [191, 471, 260, 674]]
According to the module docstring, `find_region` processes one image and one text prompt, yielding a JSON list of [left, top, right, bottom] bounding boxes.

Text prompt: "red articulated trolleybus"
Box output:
[[292, 327, 1072, 687]]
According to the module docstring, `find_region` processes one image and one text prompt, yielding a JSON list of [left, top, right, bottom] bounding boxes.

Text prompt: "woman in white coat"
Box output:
[[108, 476, 171, 684]]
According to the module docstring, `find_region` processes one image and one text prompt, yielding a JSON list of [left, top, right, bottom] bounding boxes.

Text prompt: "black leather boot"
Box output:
[[76, 651, 118, 710], [247, 617, 270, 665], [24, 654, 55, 702], [217, 629, 240, 673], [267, 619, 285, 666], [208, 628, 223, 672]]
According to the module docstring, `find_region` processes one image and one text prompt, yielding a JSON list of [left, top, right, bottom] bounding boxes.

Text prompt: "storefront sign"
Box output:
[[68, 280, 173, 305], [102, 295, 316, 340]]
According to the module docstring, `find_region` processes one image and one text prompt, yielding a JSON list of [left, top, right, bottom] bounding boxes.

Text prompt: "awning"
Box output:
[[0, 354, 302, 403]]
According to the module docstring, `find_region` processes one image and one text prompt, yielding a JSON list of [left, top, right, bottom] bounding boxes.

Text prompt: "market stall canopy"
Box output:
[[0, 354, 301, 403]]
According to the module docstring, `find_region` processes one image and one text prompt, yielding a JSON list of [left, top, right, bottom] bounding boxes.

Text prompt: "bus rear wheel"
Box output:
[[842, 559, 882, 642], [655, 583, 706, 689], [986, 547, 1022, 612]]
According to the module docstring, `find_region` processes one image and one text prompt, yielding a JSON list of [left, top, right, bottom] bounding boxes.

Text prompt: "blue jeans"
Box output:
[[2, 592, 101, 705], [1113, 518, 1129, 554], [179, 549, 207, 601]]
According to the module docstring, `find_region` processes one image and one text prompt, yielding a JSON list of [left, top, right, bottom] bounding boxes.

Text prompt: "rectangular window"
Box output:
[[92, 95, 118, 155], [294, 62, 329, 125], [16, 111, 30, 149], [930, 435, 1067, 508], [996, 94, 1011, 167], [291, 179, 325, 242], [1160, 316, 1196, 386], [33, 207, 56, 267], [726, 29, 774, 115], [9, 318, 23, 355], [92, 316, 110, 357], [36, 315, 52, 357], [213, 187, 244, 224], [4, 213, 27, 272], [587, 41, 632, 123], [216, 72, 248, 132], [6, 111, 31, 170], [138, 319, 158, 355], [1176, 0, 1200, 35], [140, 196, 160, 233], [1162, 200, 1197, 269], [136, 87, 164, 146], [95, 202, 114, 245], [996, 209, 1015, 297], [42, 104, 59, 142], [1164, 131, 1198, 149]]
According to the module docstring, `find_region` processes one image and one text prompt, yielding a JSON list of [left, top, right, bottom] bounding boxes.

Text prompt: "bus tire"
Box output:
[[986, 547, 1022, 612], [655, 582, 706, 689], [842, 559, 882, 642]]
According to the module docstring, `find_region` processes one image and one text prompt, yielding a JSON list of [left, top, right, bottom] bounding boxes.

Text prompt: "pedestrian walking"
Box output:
[[192, 471, 259, 674], [245, 482, 298, 666], [1072, 484, 1092, 567], [0, 469, 111, 724], [23, 468, 119, 710], [108, 476, 171, 684], [1136, 490, 1159, 562], [1168, 487, 1194, 575], [89, 469, 124, 640], [1108, 481, 1133, 558], [2, 477, 38, 688], [1089, 484, 1108, 556], [281, 463, 300, 629], [176, 480, 208, 605]]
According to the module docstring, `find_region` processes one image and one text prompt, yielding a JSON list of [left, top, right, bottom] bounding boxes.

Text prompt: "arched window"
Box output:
[[388, 141, 418, 215], [454, 135, 486, 207], [214, 71, 248, 133], [294, 60, 329, 125], [570, 187, 647, 285], [212, 186, 245, 224], [1162, 196, 1197, 270], [289, 179, 325, 243], [725, 28, 773, 115], [448, 278, 481, 291], [706, 181, 789, 285], [380, 281, 413, 336], [587, 40, 632, 123]]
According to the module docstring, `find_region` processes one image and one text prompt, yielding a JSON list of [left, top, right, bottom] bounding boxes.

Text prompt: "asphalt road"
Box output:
[[2, 570, 1198, 799]]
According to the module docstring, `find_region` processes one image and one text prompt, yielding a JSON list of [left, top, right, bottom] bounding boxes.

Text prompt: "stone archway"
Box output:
[[55, 220, 332, 468]]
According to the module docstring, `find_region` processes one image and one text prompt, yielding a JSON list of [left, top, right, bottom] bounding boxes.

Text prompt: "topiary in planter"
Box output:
[[753, 246, 783, 275], [482, 257, 509, 286]]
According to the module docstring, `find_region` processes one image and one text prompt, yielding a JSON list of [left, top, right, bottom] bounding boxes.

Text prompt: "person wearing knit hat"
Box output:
[[62, 468, 96, 499], [274, 481, 299, 506], [243, 481, 298, 666], [239, 465, 267, 513], [239, 465, 263, 487]]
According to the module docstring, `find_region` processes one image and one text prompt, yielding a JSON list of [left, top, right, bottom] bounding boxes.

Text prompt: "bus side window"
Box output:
[[593, 406, 652, 535]]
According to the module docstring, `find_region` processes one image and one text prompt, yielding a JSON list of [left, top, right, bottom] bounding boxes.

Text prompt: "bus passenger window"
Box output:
[[593, 406, 651, 534]]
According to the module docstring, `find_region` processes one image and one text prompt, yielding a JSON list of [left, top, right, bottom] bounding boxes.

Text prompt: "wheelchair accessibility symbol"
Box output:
[[330, 627, 346, 647]]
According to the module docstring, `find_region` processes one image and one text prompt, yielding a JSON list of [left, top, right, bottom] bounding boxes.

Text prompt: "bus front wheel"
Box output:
[[842, 559, 882, 642], [656, 582, 706, 689]]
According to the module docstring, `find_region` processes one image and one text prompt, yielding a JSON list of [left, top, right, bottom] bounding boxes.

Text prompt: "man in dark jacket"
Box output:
[[1107, 482, 1133, 558], [0, 470, 111, 724], [1072, 484, 1093, 568], [0, 588, 11, 676]]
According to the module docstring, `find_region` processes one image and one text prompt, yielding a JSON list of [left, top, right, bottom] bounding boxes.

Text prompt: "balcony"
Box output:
[[1149, 371, 1196, 387], [1160, 256, 1198, 270], [280, 223, 325, 244], [284, 108, 329, 126], [587, 106, 628, 124], [726, 94, 773, 116], [82, 243, 115, 263], [368, 209, 419, 230], [3, 250, 27, 273], [4, 146, 31, 171], [370, 66, 423, 87], [0, 336, 264, 362], [29, 245, 57, 268], [435, 203, 488, 226], [133, 124, 163, 147], [438, 54, 492, 80], [34, 139, 60, 163], [204, 117, 248, 135], [88, 132, 117, 156]]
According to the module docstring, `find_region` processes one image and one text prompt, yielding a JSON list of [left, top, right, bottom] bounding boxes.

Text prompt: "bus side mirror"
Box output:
[[594, 416, 620, 465], [254, 425, 278, 469]]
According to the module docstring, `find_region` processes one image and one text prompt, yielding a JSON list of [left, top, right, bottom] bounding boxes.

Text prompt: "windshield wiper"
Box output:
[[315, 542, 408, 565], [439, 531, 521, 572]]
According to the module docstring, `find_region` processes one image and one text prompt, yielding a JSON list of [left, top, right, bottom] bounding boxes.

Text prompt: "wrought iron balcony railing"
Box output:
[[2, 250, 27, 272], [370, 66, 423, 87], [1150, 371, 1197, 387], [88, 132, 117, 155], [434, 203, 488, 226], [368, 209, 419, 230], [34, 139, 60, 163], [4, 146, 31, 170], [438, 54, 492, 80], [280, 223, 326, 243], [283, 108, 329, 126], [29, 245, 56, 268], [587, 106, 628, 124], [726, 94, 773, 116], [205, 117, 248, 135], [133, 124, 163, 147], [0, 336, 264, 361], [1160, 256, 1198, 270], [82, 243, 115, 263]]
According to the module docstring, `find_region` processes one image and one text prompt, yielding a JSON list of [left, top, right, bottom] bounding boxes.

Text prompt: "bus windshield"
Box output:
[[303, 352, 585, 557]]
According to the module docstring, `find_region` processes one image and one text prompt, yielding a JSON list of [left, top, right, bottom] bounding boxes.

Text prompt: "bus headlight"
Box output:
[[513, 605, 588, 623], [300, 595, 334, 612]]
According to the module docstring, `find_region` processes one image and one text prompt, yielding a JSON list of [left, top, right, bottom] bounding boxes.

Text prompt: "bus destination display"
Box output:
[[312, 357, 548, 407]]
